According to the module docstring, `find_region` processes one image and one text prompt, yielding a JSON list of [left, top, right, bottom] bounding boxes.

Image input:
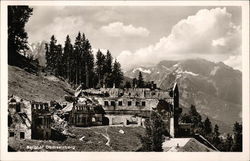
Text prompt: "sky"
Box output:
[[25, 6, 242, 71]]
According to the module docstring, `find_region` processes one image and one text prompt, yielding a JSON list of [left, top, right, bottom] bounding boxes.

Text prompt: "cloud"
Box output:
[[117, 7, 241, 70], [212, 38, 226, 47], [27, 15, 94, 45], [100, 22, 150, 37]]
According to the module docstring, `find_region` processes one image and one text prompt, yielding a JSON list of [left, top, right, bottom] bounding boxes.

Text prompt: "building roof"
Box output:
[[162, 138, 216, 152]]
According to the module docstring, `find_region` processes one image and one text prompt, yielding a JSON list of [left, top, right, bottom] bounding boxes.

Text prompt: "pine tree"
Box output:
[[63, 35, 73, 81], [180, 113, 192, 123], [204, 117, 212, 134], [73, 32, 82, 85], [111, 60, 124, 88], [212, 124, 221, 148], [45, 35, 58, 73], [8, 6, 33, 65], [189, 104, 202, 127], [224, 134, 233, 151], [104, 50, 113, 87], [124, 81, 132, 88], [137, 72, 144, 88], [84, 38, 94, 88], [231, 122, 242, 152], [95, 49, 106, 87], [140, 111, 165, 151], [55, 44, 63, 77]]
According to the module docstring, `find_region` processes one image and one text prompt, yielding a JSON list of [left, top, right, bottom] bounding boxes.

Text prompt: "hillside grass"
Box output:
[[8, 65, 74, 102], [9, 126, 145, 152]]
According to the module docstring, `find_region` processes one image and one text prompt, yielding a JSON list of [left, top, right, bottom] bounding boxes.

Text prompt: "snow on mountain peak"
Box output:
[[210, 66, 220, 76], [175, 67, 199, 76], [183, 71, 199, 76], [132, 67, 151, 74]]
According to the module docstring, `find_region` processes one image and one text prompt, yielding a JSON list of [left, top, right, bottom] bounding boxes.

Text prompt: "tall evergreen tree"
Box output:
[[104, 50, 113, 87], [45, 35, 58, 73], [111, 60, 123, 88], [124, 81, 132, 88], [140, 111, 165, 151], [189, 104, 202, 127], [83, 38, 94, 88], [73, 32, 82, 85], [63, 35, 73, 81], [204, 117, 212, 134], [95, 49, 106, 87], [137, 72, 144, 88], [8, 6, 33, 65], [212, 124, 221, 148], [55, 44, 63, 77], [224, 134, 233, 151], [231, 122, 242, 152], [132, 78, 137, 88]]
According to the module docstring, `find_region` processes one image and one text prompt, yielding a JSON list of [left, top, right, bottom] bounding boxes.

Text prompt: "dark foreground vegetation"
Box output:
[[180, 105, 242, 152]]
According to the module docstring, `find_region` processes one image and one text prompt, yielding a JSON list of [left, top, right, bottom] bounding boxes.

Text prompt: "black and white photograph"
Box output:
[[1, 0, 249, 161]]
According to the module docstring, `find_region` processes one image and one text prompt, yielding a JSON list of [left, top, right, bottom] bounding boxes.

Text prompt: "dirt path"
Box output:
[[94, 127, 111, 147], [101, 127, 110, 146]]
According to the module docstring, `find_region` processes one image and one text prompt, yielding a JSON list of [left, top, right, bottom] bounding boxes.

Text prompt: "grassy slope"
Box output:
[[8, 65, 74, 102], [9, 126, 145, 152]]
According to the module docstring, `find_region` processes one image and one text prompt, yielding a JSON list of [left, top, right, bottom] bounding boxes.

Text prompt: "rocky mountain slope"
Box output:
[[26, 41, 47, 67], [125, 59, 242, 132]]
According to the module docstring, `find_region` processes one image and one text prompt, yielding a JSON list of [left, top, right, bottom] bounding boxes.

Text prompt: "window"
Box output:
[[111, 101, 116, 107], [20, 132, 25, 139], [36, 118, 42, 125], [78, 116, 81, 123], [142, 101, 146, 106], [45, 103, 48, 110], [118, 101, 123, 106], [104, 101, 109, 106], [128, 101, 132, 106], [9, 132, 14, 137], [16, 103, 21, 112], [136, 101, 140, 106]]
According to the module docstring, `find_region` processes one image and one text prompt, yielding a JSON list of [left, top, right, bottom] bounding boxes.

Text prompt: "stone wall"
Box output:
[[8, 96, 32, 141], [31, 102, 52, 140], [105, 114, 144, 126]]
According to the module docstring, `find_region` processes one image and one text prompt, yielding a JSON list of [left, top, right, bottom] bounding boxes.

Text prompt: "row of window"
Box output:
[[72, 115, 102, 124], [9, 131, 25, 139], [74, 106, 92, 111], [31, 103, 49, 110], [104, 100, 146, 107]]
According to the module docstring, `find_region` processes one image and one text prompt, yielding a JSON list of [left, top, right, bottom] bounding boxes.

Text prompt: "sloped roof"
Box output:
[[162, 138, 216, 152], [62, 103, 73, 112]]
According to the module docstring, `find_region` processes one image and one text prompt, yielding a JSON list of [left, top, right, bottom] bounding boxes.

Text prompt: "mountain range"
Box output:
[[26, 41, 47, 66], [125, 59, 242, 133]]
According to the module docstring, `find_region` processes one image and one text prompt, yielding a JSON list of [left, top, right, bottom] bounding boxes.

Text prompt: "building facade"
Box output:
[[8, 97, 32, 141], [79, 83, 182, 137], [31, 102, 52, 140]]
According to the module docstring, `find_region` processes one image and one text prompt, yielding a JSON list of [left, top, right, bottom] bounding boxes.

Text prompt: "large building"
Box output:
[[77, 83, 182, 137]]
